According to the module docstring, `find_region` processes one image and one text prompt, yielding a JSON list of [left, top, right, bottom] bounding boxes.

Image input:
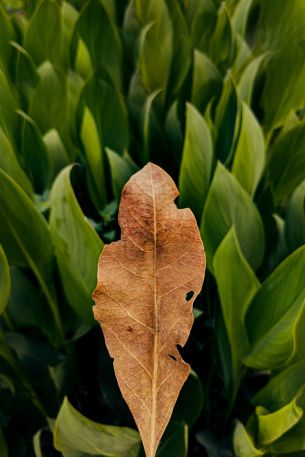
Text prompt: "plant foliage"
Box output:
[[0, 0, 305, 456]]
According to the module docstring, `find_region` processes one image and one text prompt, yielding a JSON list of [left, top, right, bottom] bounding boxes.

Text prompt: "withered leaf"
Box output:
[[93, 163, 206, 457]]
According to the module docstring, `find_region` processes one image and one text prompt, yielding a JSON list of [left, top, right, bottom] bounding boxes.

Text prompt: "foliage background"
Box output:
[[1, 0, 305, 456]]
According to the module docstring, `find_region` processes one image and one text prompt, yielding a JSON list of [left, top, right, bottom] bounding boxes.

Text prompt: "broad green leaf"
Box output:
[[50, 165, 103, 323], [77, 0, 122, 88], [75, 38, 93, 80], [106, 148, 138, 198], [232, 103, 265, 196], [256, 401, 303, 447], [11, 42, 39, 98], [0, 127, 33, 198], [0, 332, 46, 416], [201, 162, 265, 271], [64, 70, 85, 161], [0, 169, 62, 342], [43, 129, 70, 182], [233, 421, 264, 457], [0, 2, 15, 73], [244, 246, 305, 370], [209, 3, 236, 69], [6, 267, 54, 341], [156, 422, 188, 457], [80, 106, 107, 210], [254, 0, 305, 129], [29, 62, 67, 135], [33, 429, 43, 457], [0, 67, 18, 141], [142, 89, 162, 164], [0, 64, 17, 113], [260, 394, 305, 453], [165, 0, 191, 99], [0, 246, 10, 316], [62, 2, 78, 71], [165, 100, 183, 169], [17, 110, 51, 193], [24, 0, 63, 67], [237, 54, 268, 105], [214, 76, 239, 164], [285, 180, 305, 252], [267, 122, 305, 202], [179, 103, 213, 220], [253, 358, 305, 410], [54, 397, 141, 457], [137, 0, 173, 102], [232, 0, 253, 36], [172, 370, 203, 427], [213, 228, 259, 383], [187, 0, 217, 54], [191, 50, 222, 113], [232, 35, 252, 78], [82, 74, 129, 155]]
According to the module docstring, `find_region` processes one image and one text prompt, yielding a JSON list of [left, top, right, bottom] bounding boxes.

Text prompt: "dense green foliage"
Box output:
[[1, 0, 305, 455]]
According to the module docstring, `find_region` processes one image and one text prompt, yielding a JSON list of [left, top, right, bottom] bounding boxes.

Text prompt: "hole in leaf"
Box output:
[[168, 354, 177, 361], [186, 291, 194, 301]]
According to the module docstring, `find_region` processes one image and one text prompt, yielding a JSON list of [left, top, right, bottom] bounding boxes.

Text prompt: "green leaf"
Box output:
[[179, 103, 213, 220], [267, 122, 305, 202], [0, 246, 10, 316], [0, 67, 18, 141], [137, 0, 173, 101], [0, 169, 63, 343], [62, 2, 78, 71], [75, 38, 93, 80], [232, 103, 265, 197], [285, 180, 305, 252], [209, 3, 236, 69], [43, 129, 70, 182], [214, 76, 239, 164], [82, 74, 129, 155], [0, 127, 33, 198], [201, 162, 265, 271], [11, 42, 39, 97], [24, 0, 63, 67], [244, 246, 305, 370], [213, 228, 259, 384], [29, 62, 67, 135], [6, 267, 54, 341], [253, 358, 305, 410], [106, 148, 138, 198], [233, 420, 264, 457], [17, 110, 51, 193], [254, 0, 305, 129], [256, 401, 303, 447], [54, 397, 141, 457], [50, 165, 103, 323], [0, 2, 15, 73], [77, 0, 122, 88], [156, 422, 188, 457], [80, 106, 107, 210], [232, 0, 253, 36], [165, 0, 191, 99], [187, 0, 217, 54], [191, 50, 222, 113], [172, 370, 203, 427], [237, 54, 268, 105]]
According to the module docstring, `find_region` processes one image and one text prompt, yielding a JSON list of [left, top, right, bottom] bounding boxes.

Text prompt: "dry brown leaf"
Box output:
[[93, 162, 206, 457]]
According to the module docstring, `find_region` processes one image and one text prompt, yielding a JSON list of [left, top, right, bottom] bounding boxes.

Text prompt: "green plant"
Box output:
[[0, 0, 305, 456]]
